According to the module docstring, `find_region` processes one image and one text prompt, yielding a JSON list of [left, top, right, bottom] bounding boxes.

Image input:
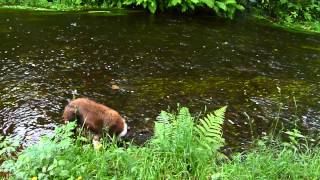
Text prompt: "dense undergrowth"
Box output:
[[1, 106, 320, 179], [1, 0, 319, 31], [248, 0, 320, 32], [0, 1, 319, 33], [0, 0, 245, 18]]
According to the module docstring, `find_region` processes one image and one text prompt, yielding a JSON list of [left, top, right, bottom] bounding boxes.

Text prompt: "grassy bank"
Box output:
[[1, 106, 319, 179], [222, 145, 320, 179]]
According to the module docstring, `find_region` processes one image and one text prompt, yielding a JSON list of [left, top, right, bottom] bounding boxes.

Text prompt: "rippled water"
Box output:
[[0, 9, 320, 148]]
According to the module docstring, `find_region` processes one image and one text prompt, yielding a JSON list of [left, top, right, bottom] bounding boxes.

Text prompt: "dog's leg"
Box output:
[[92, 134, 102, 149]]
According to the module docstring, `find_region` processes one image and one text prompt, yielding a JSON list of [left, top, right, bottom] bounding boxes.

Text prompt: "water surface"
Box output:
[[1, 9, 320, 149]]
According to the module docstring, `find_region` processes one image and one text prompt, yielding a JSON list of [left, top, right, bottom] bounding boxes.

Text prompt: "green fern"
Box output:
[[195, 106, 227, 151], [151, 107, 194, 151], [151, 105, 227, 156], [151, 110, 173, 147]]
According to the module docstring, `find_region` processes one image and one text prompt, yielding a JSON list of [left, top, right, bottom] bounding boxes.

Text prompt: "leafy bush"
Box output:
[[0, 136, 20, 160], [0, 0, 245, 18], [22, 0, 49, 7], [253, 0, 320, 22], [123, 0, 244, 18], [0, 122, 76, 179]]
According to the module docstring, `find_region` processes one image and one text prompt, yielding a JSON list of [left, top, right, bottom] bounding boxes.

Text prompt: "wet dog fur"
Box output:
[[63, 98, 127, 147]]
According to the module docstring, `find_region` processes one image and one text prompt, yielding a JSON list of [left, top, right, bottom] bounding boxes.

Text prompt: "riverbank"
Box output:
[[253, 13, 320, 34], [1, 4, 319, 34], [266, 19, 320, 34], [1, 106, 319, 179]]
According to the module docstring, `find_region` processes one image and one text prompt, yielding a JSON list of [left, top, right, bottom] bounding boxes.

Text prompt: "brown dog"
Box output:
[[63, 98, 127, 148]]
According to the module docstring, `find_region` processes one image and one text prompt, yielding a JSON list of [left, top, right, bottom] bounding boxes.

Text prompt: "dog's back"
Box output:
[[63, 98, 127, 137]]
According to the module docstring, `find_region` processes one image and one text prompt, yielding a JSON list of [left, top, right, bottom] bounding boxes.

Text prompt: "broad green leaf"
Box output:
[[213, 6, 219, 13], [225, 0, 236, 4], [136, 0, 144, 5], [169, 0, 182, 7], [216, 1, 227, 11], [148, 0, 157, 14], [235, 4, 245, 11], [190, 0, 199, 4], [201, 0, 214, 8], [280, 0, 288, 5]]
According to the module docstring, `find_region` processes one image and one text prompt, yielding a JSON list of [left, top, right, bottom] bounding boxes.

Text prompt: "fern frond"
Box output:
[[151, 106, 195, 152], [151, 110, 175, 148], [195, 106, 227, 151], [156, 110, 174, 124], [154, 110, 174, 138]]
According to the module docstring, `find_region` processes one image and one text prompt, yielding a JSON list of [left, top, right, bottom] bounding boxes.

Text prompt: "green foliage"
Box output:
[[0, 136, 20, 160], [151, 107, 196, 151], [282, 128, 313, 152], [220, 126, 320, 179], [0, 0, 244, 18], [122, 0, 245, 18], [236, 0, 320, 32], [221, 143, 320, 179], [0, 122, 76, 179], [22, 0, 48, 7], [146, 106, 227, 178], [254, 0, 320, 23], [0, 106, 227, 179], [0, 0, 83, 8], [1, 106, 320, 179], [195, 106, 226, 152], [163, 0, 245, 18], [123, 0, 157, 13]]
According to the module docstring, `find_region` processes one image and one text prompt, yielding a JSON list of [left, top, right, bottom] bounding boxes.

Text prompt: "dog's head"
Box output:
[[107, 115, 128, 138], [119, 118, 128, 137]]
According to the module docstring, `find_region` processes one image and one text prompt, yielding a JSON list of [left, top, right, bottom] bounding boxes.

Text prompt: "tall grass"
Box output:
[[0, 105, 320, 179], [221, 142, 320, 179]]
